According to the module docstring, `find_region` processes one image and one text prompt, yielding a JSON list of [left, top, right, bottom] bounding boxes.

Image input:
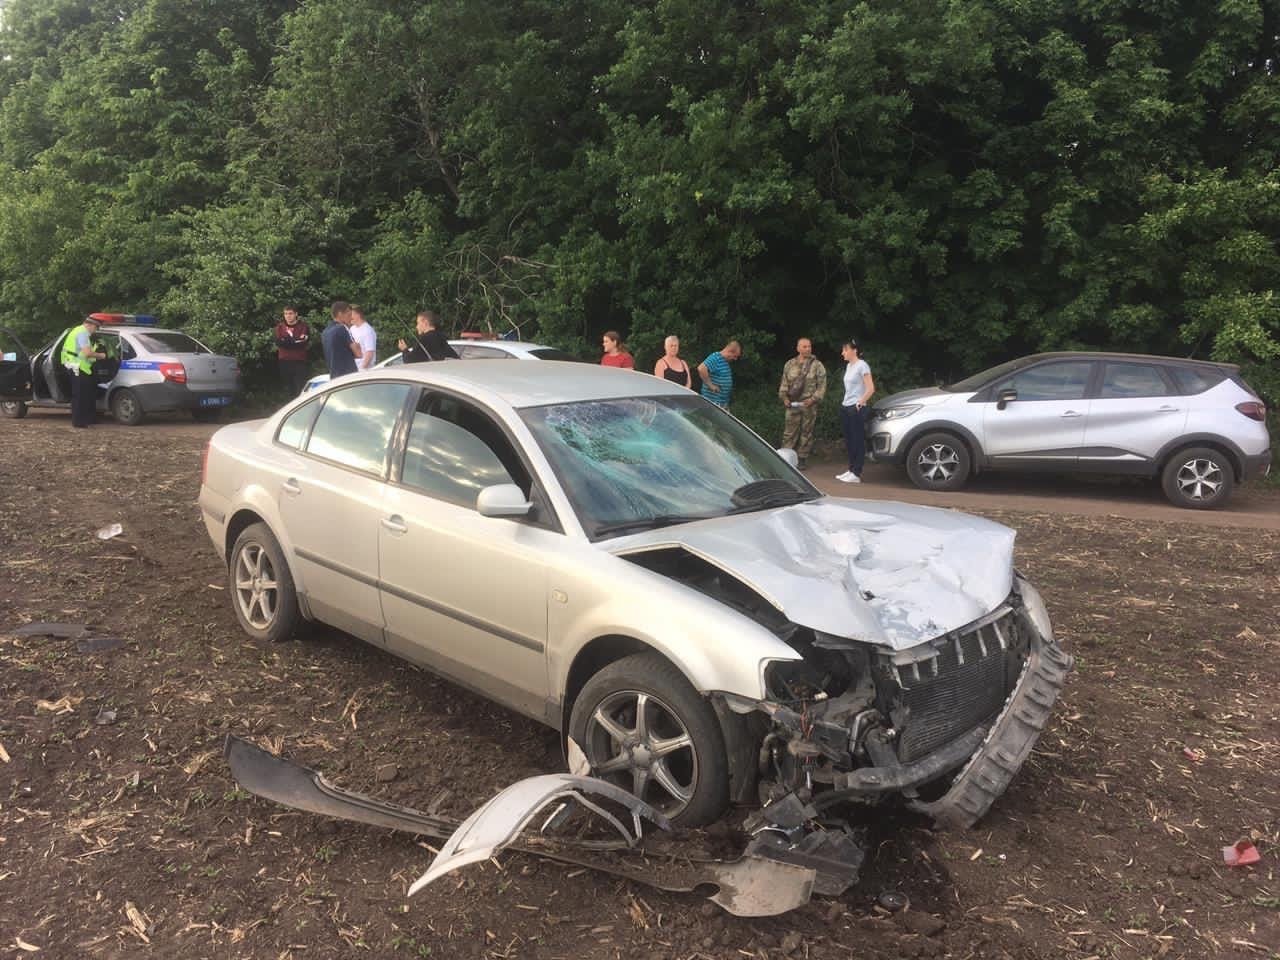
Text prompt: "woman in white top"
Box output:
[[837, 339, 875, 483]]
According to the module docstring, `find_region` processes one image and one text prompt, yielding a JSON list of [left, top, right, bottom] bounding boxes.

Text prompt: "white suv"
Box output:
[[869, 352, 1271, 509]]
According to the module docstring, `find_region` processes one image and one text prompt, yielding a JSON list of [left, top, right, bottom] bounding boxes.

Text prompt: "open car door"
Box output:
[[0, 328, 33, 417]]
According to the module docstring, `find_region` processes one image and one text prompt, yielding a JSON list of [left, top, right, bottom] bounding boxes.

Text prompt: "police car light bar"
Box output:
[[88, 313, 158, 326]]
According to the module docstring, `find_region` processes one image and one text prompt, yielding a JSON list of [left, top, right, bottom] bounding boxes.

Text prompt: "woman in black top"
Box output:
[[653, 335, 693, 388]]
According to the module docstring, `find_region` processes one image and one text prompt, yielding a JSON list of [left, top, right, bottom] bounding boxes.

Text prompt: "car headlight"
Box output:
[[1016, 575, 1054, 644], [874, 404, 922, 421]]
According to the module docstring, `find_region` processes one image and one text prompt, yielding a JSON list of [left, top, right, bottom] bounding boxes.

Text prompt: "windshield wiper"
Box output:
[[592, 514, 715, 537], [724, 490, 817, 514]]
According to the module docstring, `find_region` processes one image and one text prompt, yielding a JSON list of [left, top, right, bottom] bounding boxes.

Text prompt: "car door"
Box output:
[[378, 389, 556, 721], [981, 359, 1096, 463], [1080, 360, 1187, 470], [277, 381, 414, 645], [0, 328, 32, 399]]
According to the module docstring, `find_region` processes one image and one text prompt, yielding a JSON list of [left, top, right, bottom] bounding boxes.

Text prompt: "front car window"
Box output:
[[400, 393, 530, 505], [305, 382, 411, 475], [994, 360, 1094, 401], [521, 395, 817, 539]]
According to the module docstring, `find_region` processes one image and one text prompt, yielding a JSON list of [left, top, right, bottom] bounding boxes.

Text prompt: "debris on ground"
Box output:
[[96, 523, 124, 540], [11, 621, 89, 639], [1223, 840, 1261, 867]]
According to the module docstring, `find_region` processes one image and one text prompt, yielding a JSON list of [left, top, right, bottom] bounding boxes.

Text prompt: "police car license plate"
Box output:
[[200, 396, 231, 407]]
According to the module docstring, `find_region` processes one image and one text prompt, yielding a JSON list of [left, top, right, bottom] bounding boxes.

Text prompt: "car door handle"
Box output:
[[381, 515, 408, 535], [1060, 410, 1083, 418], [281, 478, 301, 496], [1157, 405, 1179, 412]]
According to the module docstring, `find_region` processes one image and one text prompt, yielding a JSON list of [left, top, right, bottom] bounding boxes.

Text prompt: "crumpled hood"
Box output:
[[611, 498, 1015, 650]]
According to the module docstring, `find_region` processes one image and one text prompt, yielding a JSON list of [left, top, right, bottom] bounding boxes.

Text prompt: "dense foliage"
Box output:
[[1, 0, 1277, 406]]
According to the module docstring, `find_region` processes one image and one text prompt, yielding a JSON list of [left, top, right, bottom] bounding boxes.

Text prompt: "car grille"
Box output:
[[892, 609, 1024, 763]]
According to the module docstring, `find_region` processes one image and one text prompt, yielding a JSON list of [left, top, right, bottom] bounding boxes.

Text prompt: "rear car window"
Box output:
[[459, 345, 514, 359], [528, 348, 580, 362], [277, 398, 322, 450], [305, 382, 412, 475], [1100, 362, 1170, 398], [1169, 366, 1226, 395], [132, 332, 210, 354]]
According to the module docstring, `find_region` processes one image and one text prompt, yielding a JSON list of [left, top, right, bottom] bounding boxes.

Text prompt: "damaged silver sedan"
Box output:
[[202, 362, 1070, 894]]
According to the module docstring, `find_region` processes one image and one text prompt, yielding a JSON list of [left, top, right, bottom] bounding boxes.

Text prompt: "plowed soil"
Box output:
[[1, 412, 1277, 959]]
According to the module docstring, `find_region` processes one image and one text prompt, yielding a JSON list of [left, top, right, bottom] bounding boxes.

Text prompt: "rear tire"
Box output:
[[110, 388, 144, 426], [1, 400, 28, 419], [906, 432, 972, 491], [569, 652, 728, 827], [1161, 447, 1234, 509], [228, 523, 300, 644]]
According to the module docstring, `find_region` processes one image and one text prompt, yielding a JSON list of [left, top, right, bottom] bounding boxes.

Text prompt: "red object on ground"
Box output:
[[1222, 840, 1261, 867]]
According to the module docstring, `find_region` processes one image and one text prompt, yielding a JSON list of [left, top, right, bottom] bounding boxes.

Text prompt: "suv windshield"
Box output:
[[132, 331, 210, 354], [944, 355, 1044, 392], [521, 395, 817, 539]]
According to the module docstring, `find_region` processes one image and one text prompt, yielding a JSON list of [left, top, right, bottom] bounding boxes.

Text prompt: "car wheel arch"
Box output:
[[225, 508, 268, 562], [1156, 435, 1246, 482], [899, 421, 984, 471], [558, 635, 761, 804]]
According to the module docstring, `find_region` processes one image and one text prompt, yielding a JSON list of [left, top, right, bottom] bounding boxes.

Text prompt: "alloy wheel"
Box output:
[[583, 690, 699, 818], [917, 443, 959, 483], [1175, 458, 1223, 502], [234, 542, 279, 631]]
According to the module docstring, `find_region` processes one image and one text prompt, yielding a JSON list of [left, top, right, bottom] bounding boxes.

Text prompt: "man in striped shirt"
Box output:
[[697, 340, 742, 408]]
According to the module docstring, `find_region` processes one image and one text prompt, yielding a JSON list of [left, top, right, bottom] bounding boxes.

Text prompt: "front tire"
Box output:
[[228, 523, 300, 643], [1161, 447, 1234, 509], [110, 388, 144, 426], [906, 432, 972, 491], [1, 400, 28, 419], [569, 652, 728, 827]]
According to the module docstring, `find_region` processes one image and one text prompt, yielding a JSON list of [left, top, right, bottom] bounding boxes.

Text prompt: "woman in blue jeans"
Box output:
[[836, 339, 875, 483]]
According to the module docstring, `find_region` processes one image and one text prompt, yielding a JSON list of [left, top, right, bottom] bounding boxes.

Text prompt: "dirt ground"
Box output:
[[1, 411, 1277, 960]]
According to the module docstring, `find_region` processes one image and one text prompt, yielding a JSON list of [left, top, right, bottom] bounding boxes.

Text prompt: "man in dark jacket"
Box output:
[[274, 306, 311, 395], [321, 300, 362, 379], [398, 310, 459, 363]]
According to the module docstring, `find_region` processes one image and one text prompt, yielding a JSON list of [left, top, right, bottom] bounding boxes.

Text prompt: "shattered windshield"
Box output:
[[521, 395, 818, 539]]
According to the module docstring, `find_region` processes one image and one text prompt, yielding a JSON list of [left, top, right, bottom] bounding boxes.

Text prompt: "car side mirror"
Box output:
[[476, 483, 533, 518], [996, 388, 1017, 411], [776, 447, 799, 468]]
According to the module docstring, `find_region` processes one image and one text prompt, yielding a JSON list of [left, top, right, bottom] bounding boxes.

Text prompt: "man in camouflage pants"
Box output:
[[778, 337, 827, 470]]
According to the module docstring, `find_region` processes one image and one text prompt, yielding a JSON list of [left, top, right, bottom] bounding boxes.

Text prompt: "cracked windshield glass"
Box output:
[[522, 395, 816, 537]]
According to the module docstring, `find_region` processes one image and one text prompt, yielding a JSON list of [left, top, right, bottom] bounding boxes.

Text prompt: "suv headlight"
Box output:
[[874, 404, 922, 421], [1016, 575, 1054, 644]]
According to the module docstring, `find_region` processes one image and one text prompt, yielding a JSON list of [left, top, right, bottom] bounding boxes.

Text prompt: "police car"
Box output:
[[299, 339, 581, 393], [0, 314, 241, 425]]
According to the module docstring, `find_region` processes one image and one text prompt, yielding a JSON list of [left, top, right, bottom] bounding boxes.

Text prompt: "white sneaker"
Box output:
[[846, 473, 862, 484], [835, 470, 854, 481]]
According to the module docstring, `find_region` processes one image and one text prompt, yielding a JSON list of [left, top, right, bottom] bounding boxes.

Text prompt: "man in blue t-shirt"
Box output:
[[697, 339, 742, 408], [321, 300, 362, 379]]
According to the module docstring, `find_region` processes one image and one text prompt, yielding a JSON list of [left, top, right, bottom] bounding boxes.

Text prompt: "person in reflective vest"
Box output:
[[61, 316, 105, 428]]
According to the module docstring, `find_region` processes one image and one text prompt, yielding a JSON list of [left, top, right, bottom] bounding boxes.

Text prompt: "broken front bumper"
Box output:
[[750, 587, 1072, 829]]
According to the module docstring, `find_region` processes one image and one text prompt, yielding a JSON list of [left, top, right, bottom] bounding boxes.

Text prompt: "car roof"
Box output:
[[359, 359, 688, 408], [1020, 350, 1237, 371]]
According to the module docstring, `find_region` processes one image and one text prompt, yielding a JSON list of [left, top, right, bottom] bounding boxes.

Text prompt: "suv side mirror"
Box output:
[[996, 388, 1017, 411], [477, 483, 533, 518]]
